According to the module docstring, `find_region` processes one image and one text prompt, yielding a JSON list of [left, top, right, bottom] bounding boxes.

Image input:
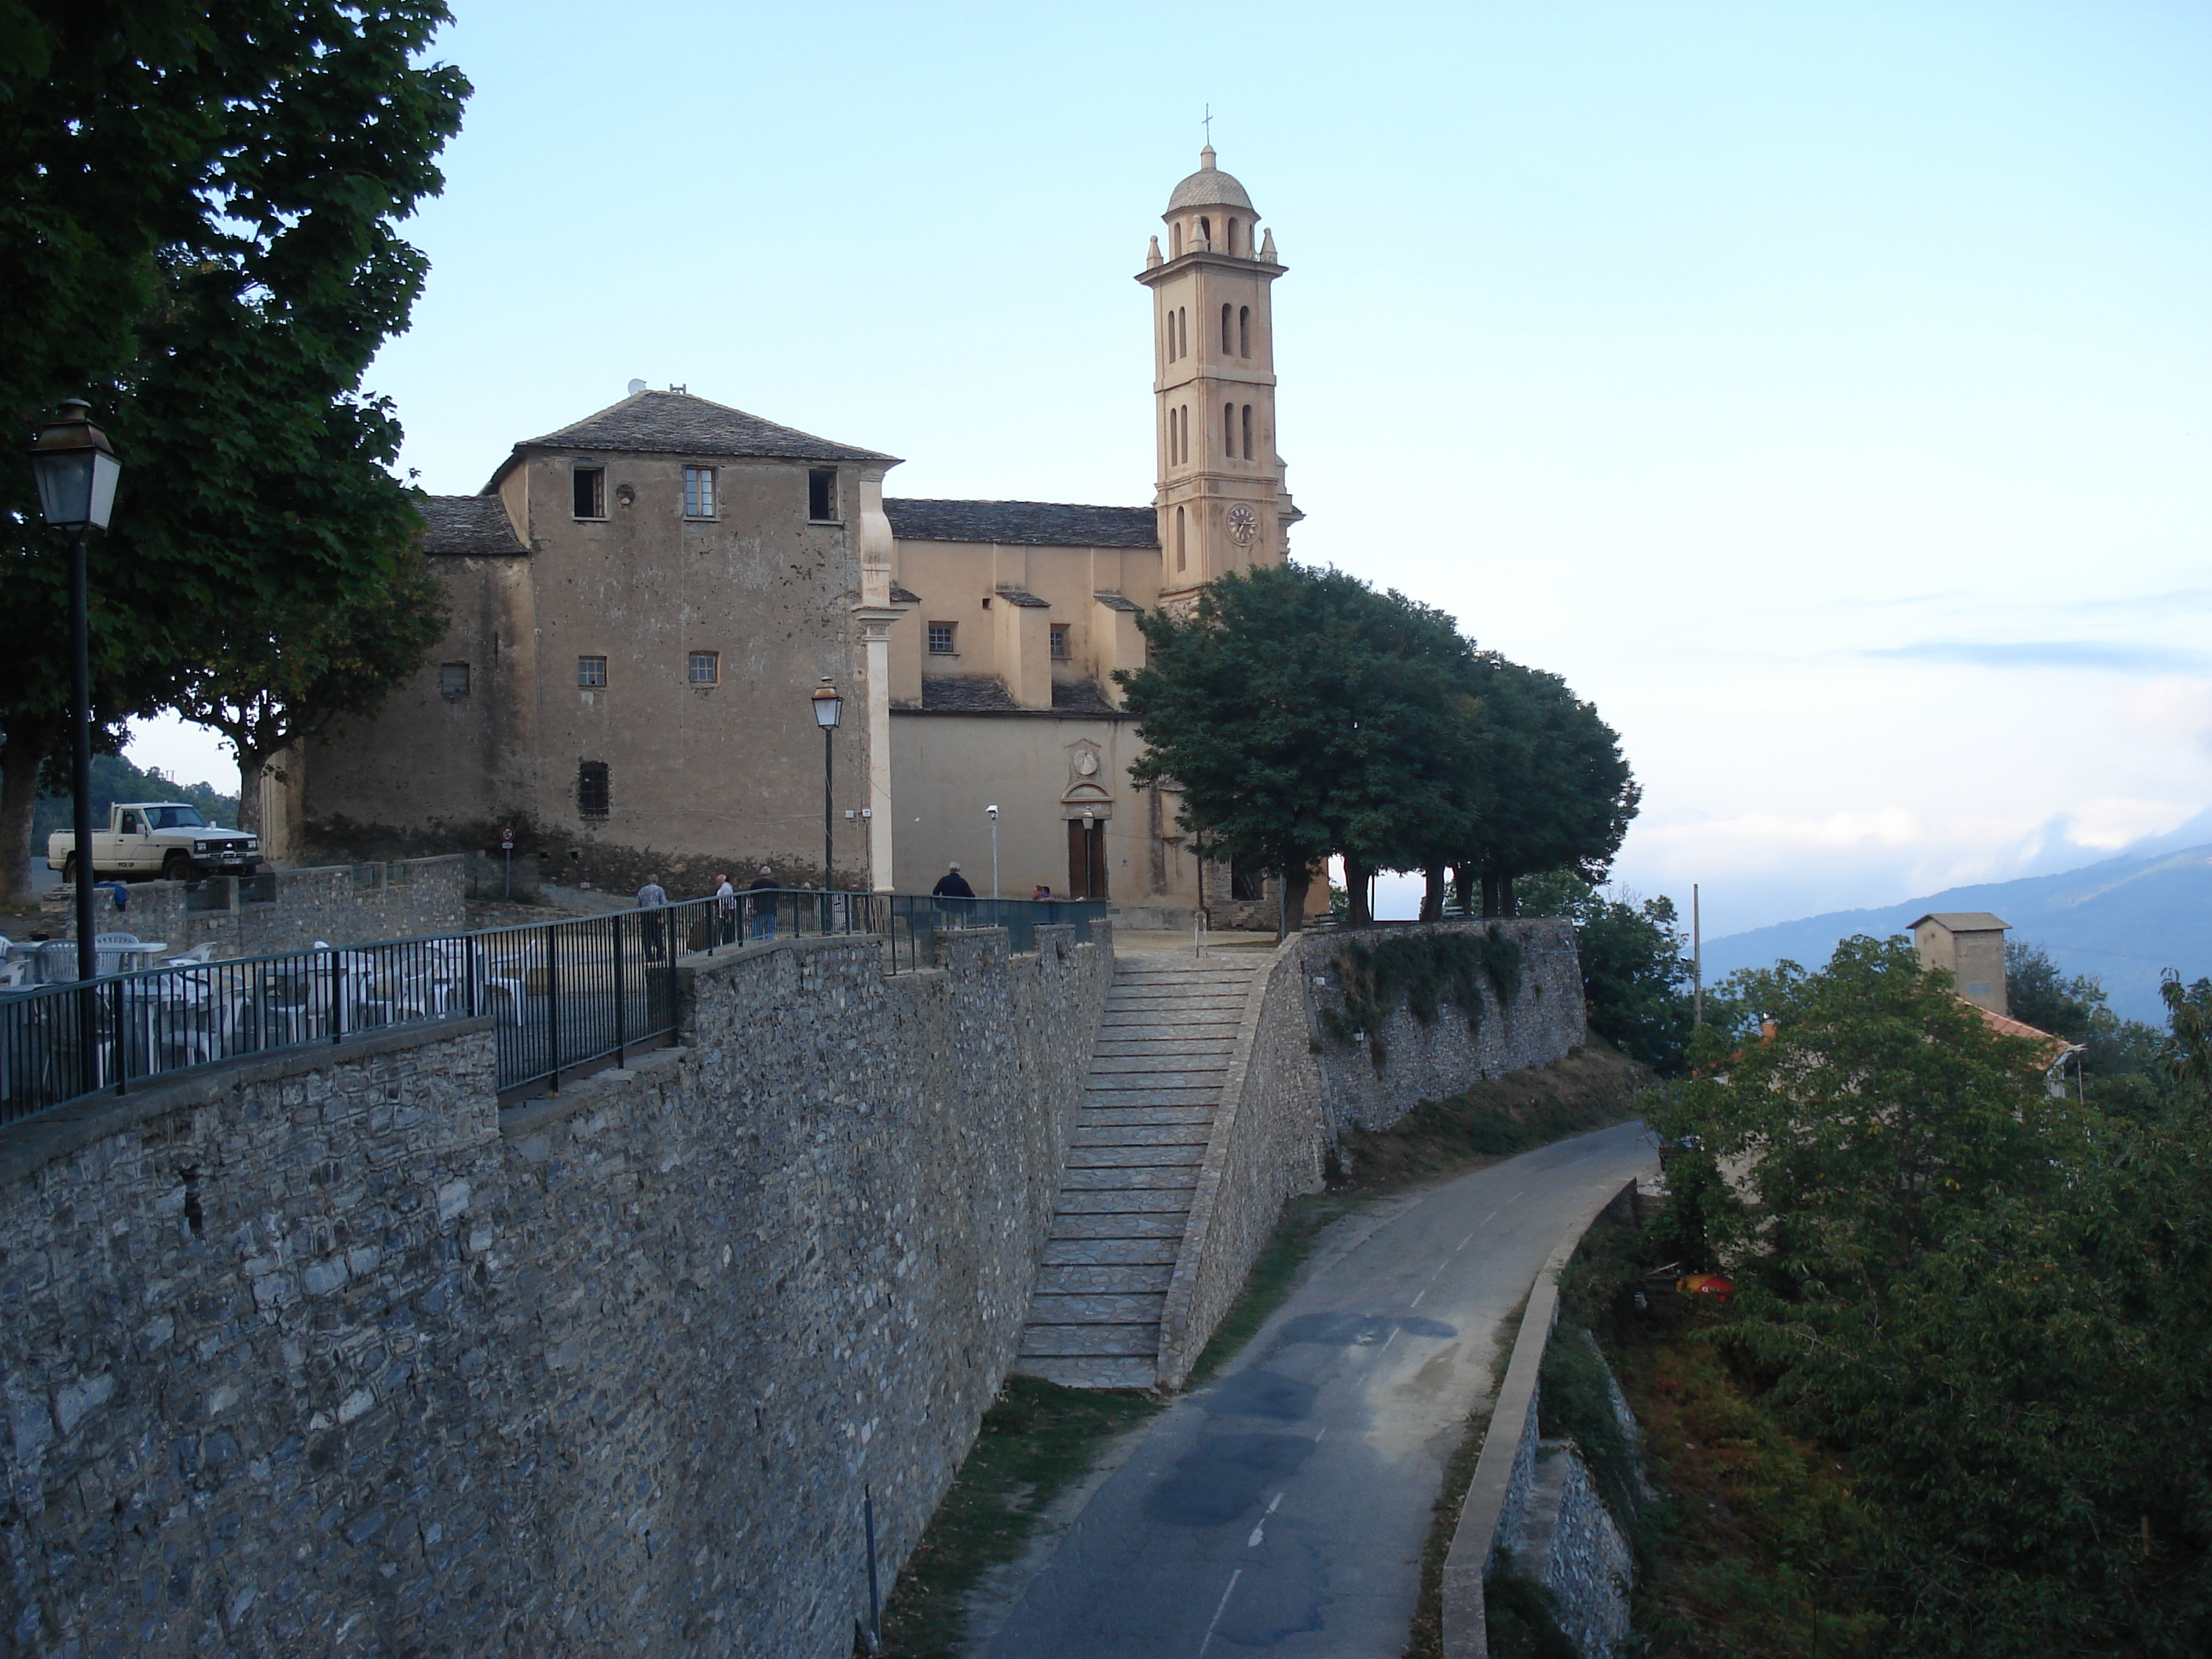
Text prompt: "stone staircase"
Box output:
[[1015, 954, 1270, 1390]]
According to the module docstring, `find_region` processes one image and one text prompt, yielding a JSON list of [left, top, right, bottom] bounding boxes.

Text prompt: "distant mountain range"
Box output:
[[1700, 844, 2212, 1024]]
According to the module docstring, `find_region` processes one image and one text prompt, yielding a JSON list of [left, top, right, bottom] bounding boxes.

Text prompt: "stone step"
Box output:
[[1069, 1104, 1214, 1126], [1097, 1013, 1243, 1031], [1089, 1038, 1236, 1059], [1082, 1086, 1222, 1108], [1065, 1144, 1206, 1170], [1024, 1291, 1167, 1324], [1105, 994, 1251, 1013], [1079, 1070, 1225, 1091], [1016, 1323, 1163, 1359], [1052, 1188, 1196, 1215], [1013, 1355, 1157, 1390], [1049, 1214, 1188, 1242], [1060, 1166, 1199, 1192], [1040, 1234, 1182, 1264], [1071, 1122, 1212, 1148]]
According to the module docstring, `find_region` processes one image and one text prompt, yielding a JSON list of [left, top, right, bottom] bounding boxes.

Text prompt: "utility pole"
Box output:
[[1693, 882, 1703, 1027]]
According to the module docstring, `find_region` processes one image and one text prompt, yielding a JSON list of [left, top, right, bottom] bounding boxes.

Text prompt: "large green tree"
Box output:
[[0, 2, 467, 898], [1518, 871, 1694, 1072], [1116, 564, 1485, 930]]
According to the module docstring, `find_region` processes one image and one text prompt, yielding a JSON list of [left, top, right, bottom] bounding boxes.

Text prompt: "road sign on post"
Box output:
[[500, 826, 515, 898]]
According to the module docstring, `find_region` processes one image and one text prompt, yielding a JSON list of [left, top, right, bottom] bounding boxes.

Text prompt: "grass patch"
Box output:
[[1404, 1291, 1525, 1658], [1334, 1039, 1648, 1192], [873, 1375, 1161, 1658], [1184, 1192, 1370, 1388]]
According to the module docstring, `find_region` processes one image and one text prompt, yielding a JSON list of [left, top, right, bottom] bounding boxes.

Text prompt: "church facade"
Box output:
[[300, 149, 1300, 924]]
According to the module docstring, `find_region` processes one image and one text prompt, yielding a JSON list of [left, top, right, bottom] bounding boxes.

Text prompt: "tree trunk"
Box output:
[[1420, 863, 1445, 921], [235, 746, 266, 839], [1278, 867, 1309, 938], [1481, 868, 1504, 919], [1345, 859, 1374, 926], [1500, 873, 1518, 917], [0, 723, 49, 908], [1452, 864, 1478, 916]]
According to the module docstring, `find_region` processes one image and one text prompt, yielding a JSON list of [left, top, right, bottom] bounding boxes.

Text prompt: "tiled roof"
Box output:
[[995, 587, 1049, 608], [1913, 911, 2012, 932], [889, 584, 921, 605], [1969, 1002, 2071, 1067], [516, 390, 895, 465], [903, 676, 1128, 718], [885, 499, 1159, 549], [1092, 591, 1141, 613], [418, 494, 526, 556]]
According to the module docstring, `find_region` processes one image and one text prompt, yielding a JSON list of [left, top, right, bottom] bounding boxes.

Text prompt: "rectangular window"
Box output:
[[577, 655, 607, 688], [808, 467, 837, 522], [927, 621, 956, 655], [683, 466, 716, 518], [577, 760, 610, 818], [439, 662, 471, 698], [688, 651, 720, 685], [572, 466, 605, 519], [1049, 623, 1070, 660]]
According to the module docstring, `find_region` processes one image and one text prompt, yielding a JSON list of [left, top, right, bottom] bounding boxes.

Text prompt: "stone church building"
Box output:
[[302, 148, 1301, 925]]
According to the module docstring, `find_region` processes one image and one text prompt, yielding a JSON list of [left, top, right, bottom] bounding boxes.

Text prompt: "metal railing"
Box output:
[[0, 889, 1105, 1126]]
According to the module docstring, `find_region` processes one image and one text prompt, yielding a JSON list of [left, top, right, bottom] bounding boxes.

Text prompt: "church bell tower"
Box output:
[[1139, 147, 1299, 605]]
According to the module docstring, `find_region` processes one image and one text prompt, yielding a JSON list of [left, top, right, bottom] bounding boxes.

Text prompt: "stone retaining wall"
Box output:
[[45, 855, 467, 957], [0, 922, 1109, 1657], [1152, 920, 1588, 1389]]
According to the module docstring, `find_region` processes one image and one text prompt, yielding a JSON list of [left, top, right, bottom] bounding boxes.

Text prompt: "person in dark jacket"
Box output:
[[932, 862, 975, 899], [747, 866, 779, 940]]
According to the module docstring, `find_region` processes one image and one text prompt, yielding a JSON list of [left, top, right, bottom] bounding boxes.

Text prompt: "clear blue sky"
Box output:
[[130, 1, 2212, 936]]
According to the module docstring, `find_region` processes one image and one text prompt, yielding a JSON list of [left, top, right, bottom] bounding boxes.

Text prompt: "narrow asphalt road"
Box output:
[[977, 1119, 1657, 1659]]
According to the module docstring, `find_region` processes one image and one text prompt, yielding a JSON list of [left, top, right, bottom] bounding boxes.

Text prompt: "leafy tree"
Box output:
[[1518, 872, 1694, 1073], [0, 2, 467, 899], [2162, 970, 2212, 1099], [167, 543, 449, 834], [2006, 939, 2173, 1117], [1117, 564, 1484, 931], [1454, 656, 1638, 917]]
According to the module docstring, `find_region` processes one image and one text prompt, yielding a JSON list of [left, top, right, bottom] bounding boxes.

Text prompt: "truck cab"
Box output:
[[48, 802, 261, 884]]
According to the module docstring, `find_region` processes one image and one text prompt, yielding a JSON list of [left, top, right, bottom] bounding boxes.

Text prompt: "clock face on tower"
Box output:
[[1227, 502, 1258, 546]]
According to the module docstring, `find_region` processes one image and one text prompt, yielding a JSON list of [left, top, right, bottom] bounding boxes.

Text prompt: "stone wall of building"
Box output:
[[1153, 919, 1587, 1388], [44, 856, 467, 958], [0, 922, 1109, 1658]]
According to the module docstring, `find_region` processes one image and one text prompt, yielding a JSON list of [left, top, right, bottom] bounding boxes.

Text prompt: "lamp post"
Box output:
[[28, 399, 121, 993], [811, 678, 842, 888], [986, 804, 999, 901]]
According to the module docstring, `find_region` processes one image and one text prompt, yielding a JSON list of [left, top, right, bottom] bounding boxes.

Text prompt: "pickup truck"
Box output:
[[48, 802, 261, 884]]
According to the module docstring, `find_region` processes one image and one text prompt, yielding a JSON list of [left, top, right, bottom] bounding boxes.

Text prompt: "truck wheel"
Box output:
[[62, 854, 81, 885], [161, 851, 196, 883]]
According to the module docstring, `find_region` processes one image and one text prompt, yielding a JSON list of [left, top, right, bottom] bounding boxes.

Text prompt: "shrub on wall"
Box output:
[[1318, 928, 1525, 1072]]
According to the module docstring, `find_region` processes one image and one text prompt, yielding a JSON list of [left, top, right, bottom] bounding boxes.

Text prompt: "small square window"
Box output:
[[577, 655, 607, 688], [1049, 623, 1071, 660], [688, 651, 720, 685], [577, 760, 610, 818], [808, 467, 837, 522], [439, 662, 471, 698], [683, 466, 716, 518], [927, 621, 956, 655], [572, 467, 605, 519]]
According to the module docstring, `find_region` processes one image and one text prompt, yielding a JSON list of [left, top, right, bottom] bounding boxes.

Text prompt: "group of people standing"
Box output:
[[631, 867, 782, 959]]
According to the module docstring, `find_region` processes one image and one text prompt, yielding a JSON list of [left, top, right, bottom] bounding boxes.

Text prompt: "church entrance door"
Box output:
[[1067, 819, 1108, 899]]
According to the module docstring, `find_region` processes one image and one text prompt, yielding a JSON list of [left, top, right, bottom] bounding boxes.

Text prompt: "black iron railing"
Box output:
[[0, 889, 1105, 1126]]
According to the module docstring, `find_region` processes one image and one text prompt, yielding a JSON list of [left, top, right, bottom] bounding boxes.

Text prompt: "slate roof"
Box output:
[[1912, 911, 2012, 932], [906, 676, 1126, 717], [994, 587, 1049, 608], [889, 584, 921, 605], [1092, 591, 1141, 613], [514, 390, 896, 466], [885, 499, 1159, 549], [418, 494, 527, 557]]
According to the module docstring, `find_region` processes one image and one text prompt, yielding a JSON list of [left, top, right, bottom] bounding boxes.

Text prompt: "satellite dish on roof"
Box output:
[[626, 378, 647, 394]]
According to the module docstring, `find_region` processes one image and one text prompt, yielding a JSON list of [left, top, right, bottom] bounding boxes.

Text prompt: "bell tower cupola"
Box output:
[[1137, 146, 1299, 604]]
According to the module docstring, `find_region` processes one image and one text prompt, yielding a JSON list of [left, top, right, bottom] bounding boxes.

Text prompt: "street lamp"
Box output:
[[986, 804, 1000, 901], [28, 398, 121, 993], [811, 678, 842, 887]]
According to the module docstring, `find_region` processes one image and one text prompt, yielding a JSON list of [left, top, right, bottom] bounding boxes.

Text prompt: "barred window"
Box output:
[[577, 761, 610, 818], [927, 621, 956, 655], [577, 656, 606, 688], [688, 652, 720, 685], [439, 663, 470, 698], [1049, 623, 1070, 660], [683, 467, 716, 518]]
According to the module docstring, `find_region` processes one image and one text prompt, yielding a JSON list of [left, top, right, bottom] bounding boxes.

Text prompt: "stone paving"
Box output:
[[1014, 954, 1270, 1388]]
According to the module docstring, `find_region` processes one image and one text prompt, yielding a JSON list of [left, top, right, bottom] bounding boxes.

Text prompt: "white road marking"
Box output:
[[1247, 1490, 1285, 1547], [1460, 1226, 1485, 1247], [1506, 1190, 1525, 1206], [1197, 1568, 1243, 1654], [1313, 1426, 1327, 1444]]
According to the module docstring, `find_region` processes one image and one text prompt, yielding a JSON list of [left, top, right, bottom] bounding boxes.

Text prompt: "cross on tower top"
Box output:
[[1202, 104, 1212, 146]]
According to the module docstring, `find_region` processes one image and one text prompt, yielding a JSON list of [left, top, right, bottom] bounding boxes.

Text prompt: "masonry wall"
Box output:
[[0, 923, 1110, 1658], [45, 856, 467, 957]]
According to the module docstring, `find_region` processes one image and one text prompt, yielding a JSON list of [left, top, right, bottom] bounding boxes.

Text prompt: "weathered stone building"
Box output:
[[304, 148, 1302, 922]]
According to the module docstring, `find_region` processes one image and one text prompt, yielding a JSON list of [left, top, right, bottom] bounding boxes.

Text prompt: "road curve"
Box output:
[[976, 1119, 1657, 1659]]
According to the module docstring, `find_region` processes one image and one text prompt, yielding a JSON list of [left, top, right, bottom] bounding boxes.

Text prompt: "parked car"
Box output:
[[47, 801, 260, 884]]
